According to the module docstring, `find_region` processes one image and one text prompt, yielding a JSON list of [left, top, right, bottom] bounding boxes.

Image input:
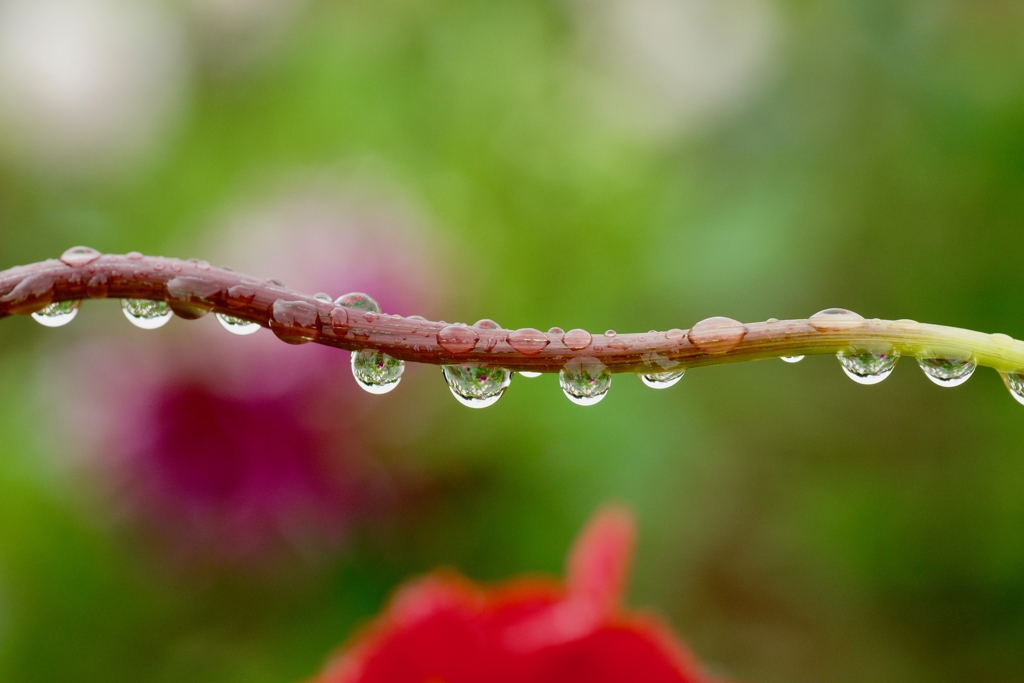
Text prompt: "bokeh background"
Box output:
[[1, 1, 1024, 681]]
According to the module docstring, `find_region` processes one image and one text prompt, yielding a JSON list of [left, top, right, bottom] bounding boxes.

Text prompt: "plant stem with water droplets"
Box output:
[[3, 250, 1024, 377]]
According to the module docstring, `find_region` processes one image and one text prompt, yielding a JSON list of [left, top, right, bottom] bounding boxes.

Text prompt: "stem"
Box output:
[[3, 250, 1023, 375]]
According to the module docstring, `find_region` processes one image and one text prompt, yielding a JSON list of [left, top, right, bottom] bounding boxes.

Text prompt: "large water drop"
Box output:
[[60, 246, 101, 267], [640, 369, 684, 389], [31, 300, 80, 327], [508, 328, 550, 355], [1001, 372, 1024, 405], [352, 350, 404, 394], [688, 316, 747, 354], [559, 357, 611, 406], [438, 325, 479, 354], [562, 328, 593, 351], [809, 308, 864, 331], [270, 299, 320, 344], [335, 292, 380, 313], [837, 348, 898, 385], [216, 313, 260, 336], [917, 356, 976, 387], [442, 364, 512, 408], [122, 299, 172, 329]]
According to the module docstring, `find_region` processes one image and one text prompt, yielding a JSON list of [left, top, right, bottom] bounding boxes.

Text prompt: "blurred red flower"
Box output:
[[310, 505, 725, 683]]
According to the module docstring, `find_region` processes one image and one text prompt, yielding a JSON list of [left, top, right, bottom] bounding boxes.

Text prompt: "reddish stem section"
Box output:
[[0, 250, 884, 374]]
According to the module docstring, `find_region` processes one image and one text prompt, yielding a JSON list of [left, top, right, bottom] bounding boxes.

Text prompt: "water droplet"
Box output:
[[605, 330, 616, 337], [60, 246, 101, 267], [438, 324, 479, 354], [165, 276, 219, 320], [474, 319, 500, 329], [781, 355, 804, 363], [666, 328, 686, 341], [352, 350, 404, 394], [127, 251, 143, 260], [270, 299, 320, 344], [549, 327, 564, 335], [640, 369, 684, 389], [216, 313, 260, 336], [508, 328, 550, 355], [314, 292, 332, 303], [562, 328, 592, 351], [837, 348, 899, 385], [688, 317, 747, 354], [991, 333, 1015, 345], [559, 356, 611, 406], [809, 308, 864, 331], [519, 371, 542, 378], [766, 318, 780, 324], [122, 299, 172, 329], [442, 364, 512, 408], [335, 292, 380, 313], [917, 356, 976, 387], [226, 285, 255, 307], [31, 300, 80, 327], [999, 371, 1024, 405]]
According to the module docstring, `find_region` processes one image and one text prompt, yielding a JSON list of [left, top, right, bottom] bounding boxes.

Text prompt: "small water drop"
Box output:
[[226, 285, 256, 307], [60, 246, 101, 267], [508, 328, 550, 355], [766, 318, 780, 324], [442, 364, 512, 408], [474, 319, 500, 329], [352, 350, 404, 394], [438, 324, 479, 354], [1000, 372, 1024, 405], [781, 355, 804, 363], [122, 299, 172, 329], [917, 356, 976, 387], [314, 292, 332, 303], [837, 348, 898, 385], [216, 313, 260, 336], [31, 300, 80, 327], [605, 330, 616, 337], [991, 333, 1015, 345], [519, 371, 542, 378], [809, 308, 864, 331], [549, 327, 564, 335], [335, 292, 380, 313], [270, 299, 320, 344], [562, 328, 592, 351], [640, 369, 684, 389], [559, 356, 611, 406], [688, 317, 747, 354], [165, 275, 219, 320], [127, 251, 143, 260]]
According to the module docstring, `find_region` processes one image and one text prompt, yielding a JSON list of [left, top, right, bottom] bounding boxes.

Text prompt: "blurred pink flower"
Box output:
[[43, 178, 446, 568]]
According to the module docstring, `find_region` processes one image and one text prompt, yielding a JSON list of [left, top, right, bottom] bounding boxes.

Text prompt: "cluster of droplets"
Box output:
[[20, 246, 1024, 408]]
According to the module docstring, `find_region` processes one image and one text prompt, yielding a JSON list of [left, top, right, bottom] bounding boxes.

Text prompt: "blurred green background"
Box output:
[[2, 1, 1024, 681]]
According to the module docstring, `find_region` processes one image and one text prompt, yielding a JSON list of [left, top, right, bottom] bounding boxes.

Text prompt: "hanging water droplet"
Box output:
[[837, 348, 899, 385], [688, 317, 747, 354], [559, 356, 611, 406], [809, 308, 864, 331], [216, 313, 260, 336], [165, 276, 219, 320], [441, 364, 512, 408], [60, 246, 101, 267], [122, 299, 172, 329], [31, 300, 80, 327], [335, 292, 380, 313], [438, 324, 479, 354], [508, 328, 550, 355], [640, 369, 684, 389], [781, 355, 804, 363], [519, 371, 542, 378], [352, 350, 404, 394], [917, 356, 976, 387], [1000, 372, 1024, 405]]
